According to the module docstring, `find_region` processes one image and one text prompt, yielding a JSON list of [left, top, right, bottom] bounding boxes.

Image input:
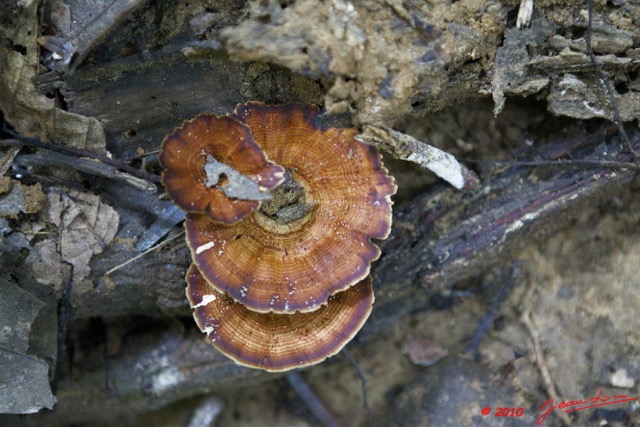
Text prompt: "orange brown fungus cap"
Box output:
[[186, 102, 396, 313], [186, 264, 374, 372], [160, 114, 285, 224]]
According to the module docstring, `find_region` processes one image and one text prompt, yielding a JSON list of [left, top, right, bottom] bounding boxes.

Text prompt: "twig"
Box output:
[[357, 125, 477, 190], [53, 262, 74, 394], [15, 151, 157, 192], [465, 262, 521, 356], [0, 346, 50, 365], [521, 280, 574, 427], [0, 144, 21, 175], [464, 158, 640, 171], [127, 149, 159, 160], [585, 0, 638, 164], [105, 230, 185, 276], [286, 371, 339, 427], [516, 0, 534, 28], [1, 124, 162, 183], [13, 166, 90, 193], [342, 348, 371, 416]]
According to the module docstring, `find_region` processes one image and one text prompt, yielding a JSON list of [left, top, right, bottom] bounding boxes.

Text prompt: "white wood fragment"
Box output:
[[406, 148, 464, 190], [517, 0, 534, 29], [357, 125, 467, 190], [191, 294, 217, 308], [195, 241, 215, 254]]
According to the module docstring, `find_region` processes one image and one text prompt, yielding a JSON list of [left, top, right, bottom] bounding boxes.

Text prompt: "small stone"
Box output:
[[610, 368, 635, 389]]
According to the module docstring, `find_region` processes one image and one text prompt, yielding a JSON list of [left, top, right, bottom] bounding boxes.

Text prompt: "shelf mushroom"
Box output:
[[187, 264, 374, 371], [159, 114, 285, 224], [185, 103, 396, 313], [160, 102, 396, 371]]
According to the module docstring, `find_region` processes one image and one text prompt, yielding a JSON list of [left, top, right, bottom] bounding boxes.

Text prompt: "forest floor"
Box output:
[[1, 1, 640, 426]]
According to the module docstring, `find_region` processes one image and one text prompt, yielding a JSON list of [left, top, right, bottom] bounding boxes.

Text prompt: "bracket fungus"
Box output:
[[186, 103, 396, 313], [160, 102, 396, 370], [187, 264, 374, 371], [160, 114, 285, 224]]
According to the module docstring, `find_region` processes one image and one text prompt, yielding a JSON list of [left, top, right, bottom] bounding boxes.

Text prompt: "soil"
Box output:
[[110, 100, 640, 427]]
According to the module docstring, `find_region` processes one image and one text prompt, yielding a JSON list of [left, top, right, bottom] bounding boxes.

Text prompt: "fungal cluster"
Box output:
[[160, 103, 396, 372]]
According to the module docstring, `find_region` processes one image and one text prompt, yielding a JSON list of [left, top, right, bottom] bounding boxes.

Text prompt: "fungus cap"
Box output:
[[186, 264, 374, 372], [160, 114, 285, 224], [186, 103, 396, 313]]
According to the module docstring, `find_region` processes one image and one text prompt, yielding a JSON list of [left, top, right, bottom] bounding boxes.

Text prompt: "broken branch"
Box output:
[[1, 127, 160, 187]]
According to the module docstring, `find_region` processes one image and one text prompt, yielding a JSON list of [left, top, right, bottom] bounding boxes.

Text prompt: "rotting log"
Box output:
[[79, 125, 640, 320]]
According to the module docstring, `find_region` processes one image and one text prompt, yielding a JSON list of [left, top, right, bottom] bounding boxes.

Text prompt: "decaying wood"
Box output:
[[0, 130, 160, 188], [14, 152, 157, 192], [357, 125, 472, 190], [286, 372, 339, 427], [74, 126, 640, 322]]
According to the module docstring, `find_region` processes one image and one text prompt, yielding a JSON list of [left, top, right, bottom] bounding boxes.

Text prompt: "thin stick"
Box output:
[[466, 262, 521, 355], [463, 158, 640, 171], [286, 371, 339, 427], [105, 230, 184, 276], [342, 348, 371, 416], [521, 280, 574, 427], [585, 0, 638, 164], [0, 345, 50, 365], [0, 144, 21, 175], [53, 262, 74, 394], [16, 152, 157, 192], [516, 0, 534, 29], [1, 125, 161, 183]]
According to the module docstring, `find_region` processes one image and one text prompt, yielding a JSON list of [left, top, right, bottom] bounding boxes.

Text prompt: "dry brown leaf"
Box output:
[[26, 240, 64, 291], [45, 190, 119, 286], [0, 1, 106, 151]]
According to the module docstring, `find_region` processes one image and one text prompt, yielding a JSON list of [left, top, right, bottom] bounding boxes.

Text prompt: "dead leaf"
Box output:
[[0, 278, 56, 413], [26, 240, 64, 291], [46, 190, 119, 286], [401, 337, 448, 367], [0, 1, 107, 151]]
